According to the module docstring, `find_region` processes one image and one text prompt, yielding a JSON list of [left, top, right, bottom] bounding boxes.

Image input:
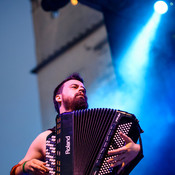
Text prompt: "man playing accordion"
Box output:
[[11, 73, 143, 175]]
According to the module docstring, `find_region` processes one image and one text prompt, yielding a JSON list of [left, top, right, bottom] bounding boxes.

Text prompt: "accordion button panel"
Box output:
[[98, 122, 133, 175], [46, 134, 56, 175]]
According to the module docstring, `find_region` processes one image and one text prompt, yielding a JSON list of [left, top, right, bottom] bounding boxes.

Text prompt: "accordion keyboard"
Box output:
[[46, 134, 56, 175], [98, 122, 132, 174]]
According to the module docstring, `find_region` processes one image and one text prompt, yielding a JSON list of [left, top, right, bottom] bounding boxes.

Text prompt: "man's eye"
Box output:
[[72, 85, 77, 89]]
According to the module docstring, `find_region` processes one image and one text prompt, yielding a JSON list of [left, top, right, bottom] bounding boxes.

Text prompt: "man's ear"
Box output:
[[55, 94, 62, 103]]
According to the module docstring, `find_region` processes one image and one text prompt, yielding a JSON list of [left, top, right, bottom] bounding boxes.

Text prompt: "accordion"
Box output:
[[46, 108, 143, 175]]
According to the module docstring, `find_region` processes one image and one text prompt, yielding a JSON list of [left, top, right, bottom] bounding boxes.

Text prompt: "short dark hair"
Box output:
[[53, 73, 84, 113]]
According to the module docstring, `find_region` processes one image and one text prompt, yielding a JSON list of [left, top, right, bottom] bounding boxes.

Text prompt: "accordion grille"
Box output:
[[73, 108, 117, 174]]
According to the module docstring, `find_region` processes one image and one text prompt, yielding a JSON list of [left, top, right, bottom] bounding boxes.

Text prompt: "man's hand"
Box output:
[[23, 159, 49, 175], [107, 132, 140, 174]]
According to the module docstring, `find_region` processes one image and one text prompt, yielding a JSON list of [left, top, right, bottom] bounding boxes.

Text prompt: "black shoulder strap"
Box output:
[[48, 126, 56, 133]]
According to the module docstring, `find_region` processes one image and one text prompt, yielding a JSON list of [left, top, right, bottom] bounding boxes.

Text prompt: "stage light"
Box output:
[[154, 1, 168, 14], [71, 0, 78, 6]]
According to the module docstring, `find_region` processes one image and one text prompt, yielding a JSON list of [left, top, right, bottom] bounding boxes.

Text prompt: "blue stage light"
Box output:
[[154, 1, 168, 14]]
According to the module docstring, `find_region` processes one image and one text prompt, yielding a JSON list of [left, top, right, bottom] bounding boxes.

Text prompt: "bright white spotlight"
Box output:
[[154, 1, 168, 14]]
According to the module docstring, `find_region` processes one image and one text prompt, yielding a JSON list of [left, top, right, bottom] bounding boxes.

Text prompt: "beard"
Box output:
[[62, 93, 88, 111]]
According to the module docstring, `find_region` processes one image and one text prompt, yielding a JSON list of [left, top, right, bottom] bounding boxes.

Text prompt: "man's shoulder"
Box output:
[[35, 130, 53, 141], [31, 127, 55, 145]]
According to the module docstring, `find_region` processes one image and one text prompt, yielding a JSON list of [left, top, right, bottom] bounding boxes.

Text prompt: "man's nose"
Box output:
[[79, 87, 85, 94]]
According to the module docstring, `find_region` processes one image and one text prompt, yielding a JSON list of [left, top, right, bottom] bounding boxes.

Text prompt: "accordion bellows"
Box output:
[[46, 108, 143, 175]]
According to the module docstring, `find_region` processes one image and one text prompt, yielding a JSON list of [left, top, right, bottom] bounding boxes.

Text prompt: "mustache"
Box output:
[[75, 92, 87, 99]]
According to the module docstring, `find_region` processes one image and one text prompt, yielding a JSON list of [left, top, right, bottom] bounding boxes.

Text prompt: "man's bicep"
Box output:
[[19, 130, 51, 163]]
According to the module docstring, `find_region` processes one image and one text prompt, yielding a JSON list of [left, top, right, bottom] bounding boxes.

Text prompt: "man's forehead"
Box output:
[[64, 79, 85, 87]]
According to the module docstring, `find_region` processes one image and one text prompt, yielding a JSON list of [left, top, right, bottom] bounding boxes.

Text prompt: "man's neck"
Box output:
[[59, 106, 72, 114]]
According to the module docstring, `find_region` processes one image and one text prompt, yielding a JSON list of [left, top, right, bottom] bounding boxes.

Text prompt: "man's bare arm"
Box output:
[[11, 130, 52, 175]]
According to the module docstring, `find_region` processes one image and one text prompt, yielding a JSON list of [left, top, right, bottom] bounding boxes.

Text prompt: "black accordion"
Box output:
[[46, 108, 143, 175]]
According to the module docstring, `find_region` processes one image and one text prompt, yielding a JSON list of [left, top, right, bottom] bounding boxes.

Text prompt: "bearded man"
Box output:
[[11, 73, 143, 175]]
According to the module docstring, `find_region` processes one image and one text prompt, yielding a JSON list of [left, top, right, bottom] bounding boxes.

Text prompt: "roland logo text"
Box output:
[[65, 136, 70, 155]]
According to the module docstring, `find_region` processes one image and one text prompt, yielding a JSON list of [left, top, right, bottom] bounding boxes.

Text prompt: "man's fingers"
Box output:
[[34, 159, 49, 172], [30, 161, 49, 173], [107, 154, 126, 164], [41, 163, 49, 171], [117, 162, 125, 174], [119, 132, 132, 144], [109, 160, 126, 174], [108, 132, 134, 156], [109, 158, 125, 167], [36, 163, 49, 172], [108, 147, 127, 156], [33, 164, 48, 173]]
